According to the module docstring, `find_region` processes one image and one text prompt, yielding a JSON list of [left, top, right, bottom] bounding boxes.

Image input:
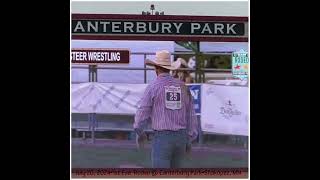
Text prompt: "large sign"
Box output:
[[72, 14, 248, 42], [201, 84, 248, 136], [71, 49, 130, 64]]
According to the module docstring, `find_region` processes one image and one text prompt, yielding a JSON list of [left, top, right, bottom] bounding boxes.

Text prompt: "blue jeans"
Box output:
[[152, 129, 188, 168]]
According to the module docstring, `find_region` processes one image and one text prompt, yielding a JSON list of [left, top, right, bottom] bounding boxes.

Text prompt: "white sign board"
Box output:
[[201, 84, 248, 136], [72, 82, 148, 114]]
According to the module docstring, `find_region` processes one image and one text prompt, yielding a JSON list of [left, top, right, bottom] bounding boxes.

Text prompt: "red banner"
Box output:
[[71, 48, 130, 64]]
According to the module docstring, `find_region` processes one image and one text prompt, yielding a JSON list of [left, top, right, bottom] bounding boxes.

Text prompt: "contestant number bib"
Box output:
[[164, 86, 182, 110]]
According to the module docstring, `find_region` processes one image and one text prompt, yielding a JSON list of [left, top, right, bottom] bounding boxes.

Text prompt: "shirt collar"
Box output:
[[158, 73, 171, 77]]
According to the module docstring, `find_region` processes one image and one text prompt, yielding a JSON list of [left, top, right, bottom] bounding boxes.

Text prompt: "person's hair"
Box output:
[[155, 65, 170, 73], [182, 64, 188, 68]]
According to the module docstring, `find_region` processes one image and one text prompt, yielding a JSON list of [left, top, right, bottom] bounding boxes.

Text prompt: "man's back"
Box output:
[[148, 73, 190, 131], [134, 72, 198, 139]]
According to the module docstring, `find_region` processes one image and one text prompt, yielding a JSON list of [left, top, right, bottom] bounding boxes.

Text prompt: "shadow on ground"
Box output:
[[72, 138, 248, 168]]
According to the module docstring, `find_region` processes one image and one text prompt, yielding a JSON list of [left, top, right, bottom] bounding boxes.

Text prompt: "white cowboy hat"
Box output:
[[176, 58, 188, 68], [146, 50, 181, 70]]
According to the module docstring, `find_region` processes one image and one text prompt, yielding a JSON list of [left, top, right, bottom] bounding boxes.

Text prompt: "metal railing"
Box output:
[[71, 51, 233, 83], [72, 66, 232, 84], [72, 66, 231, 72]]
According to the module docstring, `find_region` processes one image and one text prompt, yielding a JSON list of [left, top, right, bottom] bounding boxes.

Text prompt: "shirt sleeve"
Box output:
[[134, 85, 153, 135]]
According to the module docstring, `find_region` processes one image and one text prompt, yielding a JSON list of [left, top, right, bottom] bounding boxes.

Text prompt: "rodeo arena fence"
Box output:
[[71, 13, 248, 147], [71, 52, 248, 147]]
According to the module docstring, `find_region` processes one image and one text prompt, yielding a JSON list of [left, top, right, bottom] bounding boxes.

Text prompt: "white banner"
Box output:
[[201, 84, 248, 136], [72, 82, 249, 136], [72, 82, 200, 115], [72, 82, 148, 114]]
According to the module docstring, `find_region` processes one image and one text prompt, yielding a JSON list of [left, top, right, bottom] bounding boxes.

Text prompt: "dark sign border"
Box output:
[[71, 48, 130, 65], [72, 14, 248, 42]]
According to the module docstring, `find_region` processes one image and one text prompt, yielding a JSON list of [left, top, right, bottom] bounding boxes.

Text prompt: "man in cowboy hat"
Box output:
[[134, 50, 198, 168], [172, 57, 194, 83]]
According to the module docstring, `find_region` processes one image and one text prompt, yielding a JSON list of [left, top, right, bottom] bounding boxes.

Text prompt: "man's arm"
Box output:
[[134, 85, 153, 136], [188, 103, 198, 142], [186, 85, 198, 143]]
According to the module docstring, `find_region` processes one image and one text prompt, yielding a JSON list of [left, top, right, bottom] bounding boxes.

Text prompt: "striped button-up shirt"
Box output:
[[134, 73, 198, 141]]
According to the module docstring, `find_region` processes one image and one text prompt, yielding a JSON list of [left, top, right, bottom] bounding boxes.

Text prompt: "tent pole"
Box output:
[[91, 113, 96, 144]]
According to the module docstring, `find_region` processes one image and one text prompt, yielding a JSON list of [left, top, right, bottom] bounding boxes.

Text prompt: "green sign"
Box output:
[[232, 49, 248, 80]]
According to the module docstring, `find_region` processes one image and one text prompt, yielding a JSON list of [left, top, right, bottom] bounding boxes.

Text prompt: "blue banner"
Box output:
[[187, 84, 201, 114]]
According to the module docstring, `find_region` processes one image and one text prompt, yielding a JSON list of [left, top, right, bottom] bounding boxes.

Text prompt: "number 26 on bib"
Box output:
[[164, 86, 182, 110]]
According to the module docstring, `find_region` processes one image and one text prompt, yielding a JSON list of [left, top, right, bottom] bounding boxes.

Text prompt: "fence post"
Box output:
[[198, 115, 203, 145], [144, 54, 147, 83], [91, 113, 96, 143], [93, 65, 97, 82], [88, 113, 91, 142], [88, 65, 97, 144], [88, 65, 98, 82], [88, 65, 92, 82]]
